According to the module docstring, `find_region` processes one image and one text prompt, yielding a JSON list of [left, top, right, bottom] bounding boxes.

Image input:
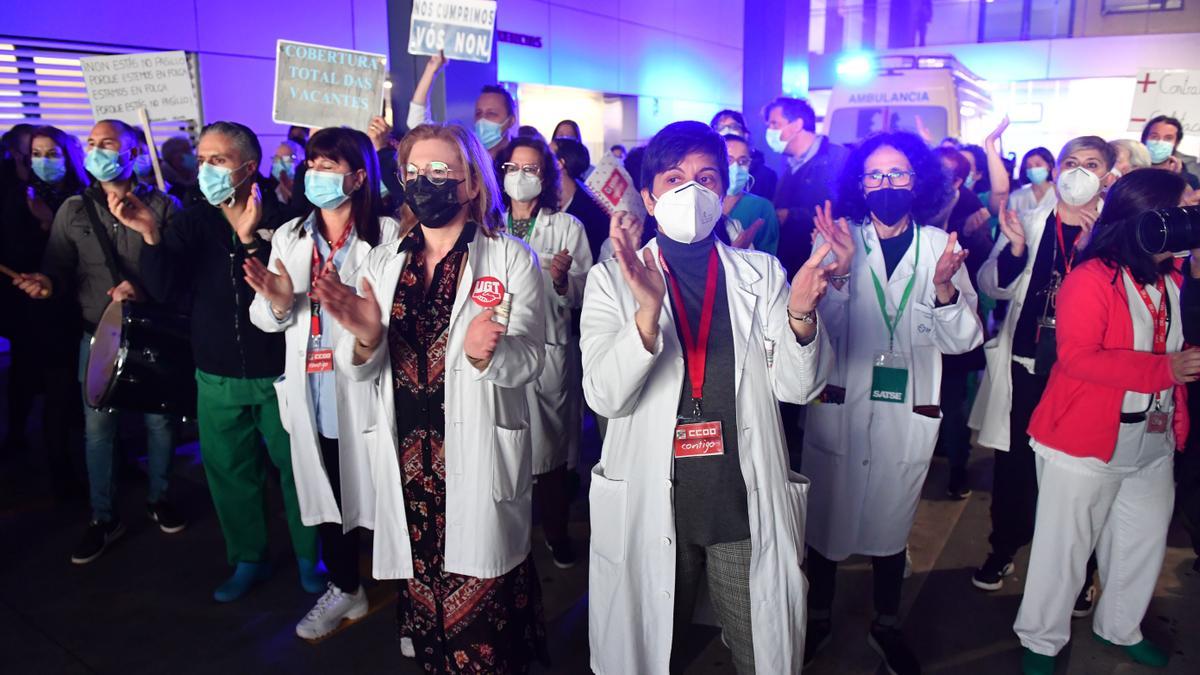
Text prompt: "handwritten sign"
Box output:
[[273, 40, 387, 130], [79, 51, 199, 125], [585, 154, 648, 221], [1128, 68, 1200, 136], [408, 0, 498, 64]]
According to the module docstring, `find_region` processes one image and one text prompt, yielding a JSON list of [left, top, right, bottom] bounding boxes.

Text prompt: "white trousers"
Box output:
[[1014, 452, 1174, 656]]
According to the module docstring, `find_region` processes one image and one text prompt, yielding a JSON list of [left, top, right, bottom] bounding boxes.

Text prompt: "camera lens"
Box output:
[[1136, 205, 1200, 254]]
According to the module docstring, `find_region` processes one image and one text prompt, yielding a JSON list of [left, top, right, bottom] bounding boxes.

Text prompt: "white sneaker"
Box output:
[[295, 583, 368, 640], [401, 637, 416, 658]]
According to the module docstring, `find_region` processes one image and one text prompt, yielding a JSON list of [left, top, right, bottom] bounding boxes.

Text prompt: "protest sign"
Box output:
[[585, 154, 648, 221], [408, 0, 498, 64], [1128, 68, 1200, 136], [273, 40, 387, 130], [79, 51, 199, 125]]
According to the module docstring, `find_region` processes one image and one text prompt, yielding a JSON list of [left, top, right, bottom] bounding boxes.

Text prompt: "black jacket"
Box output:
[[773, 138, 849, 276], [140, 203, 284, 379]]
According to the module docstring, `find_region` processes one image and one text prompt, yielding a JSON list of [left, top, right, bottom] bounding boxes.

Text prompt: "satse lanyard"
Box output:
[[862, 223, 920, 350], [659, 248, 719, 418]]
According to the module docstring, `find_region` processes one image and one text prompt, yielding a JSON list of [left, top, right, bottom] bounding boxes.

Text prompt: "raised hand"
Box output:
[[812, 200, 854, 277], [1170, 348, 1200, 384], [243, 257, 295, 313], [367, 116, 393, 151], [610, 210, 664, 351], [425, 50, 448, 75], [107, 190, 159, 241], [933, 231, 969, 303], [464, 308, 505, 368], [550, 248, 572, 295], [232, 182, 263, 243], [312, 275, 382, 349], [984, 115, 1010, 154], [789, 242, 837, 315], [998, 206, 1026, 257]]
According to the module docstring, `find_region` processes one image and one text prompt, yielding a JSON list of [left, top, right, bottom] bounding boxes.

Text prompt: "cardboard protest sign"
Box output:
[[273, 40, 387, 130], [1128, 68, 1200, 135], [79, 51, 199, 125], [408, 0, 498, 64], [585, 154, 648, 221]]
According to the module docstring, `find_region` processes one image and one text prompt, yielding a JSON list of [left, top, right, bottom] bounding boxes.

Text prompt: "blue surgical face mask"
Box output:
[[765, 128, 787, 153], [271, 157, 295, 181], [1146, 139, 1174, 165], [727, 163, 751, 195], [31, 156, 67, 183], [132, 154, 154, 180], [1025, 166, 1049, 185], [84, 148, 129, 183], [197, 162, 249, 206], [964, 173, 977, 190], [474, 117, 506, 149], [305, 170, 352, 210]]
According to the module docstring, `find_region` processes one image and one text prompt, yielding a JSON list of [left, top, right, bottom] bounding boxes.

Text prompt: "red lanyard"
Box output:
[[309, 224, 353, 338], [1055, 212, 1077, 274], [659, 248, 719, 410], [1129, 269, 1168, 354]]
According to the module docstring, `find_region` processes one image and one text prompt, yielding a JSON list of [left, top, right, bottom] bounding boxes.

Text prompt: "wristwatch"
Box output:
[[787, 308, 817, 324]]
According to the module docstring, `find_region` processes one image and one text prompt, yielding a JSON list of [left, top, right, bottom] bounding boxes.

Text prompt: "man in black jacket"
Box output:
[[118, 121, 321, 603]]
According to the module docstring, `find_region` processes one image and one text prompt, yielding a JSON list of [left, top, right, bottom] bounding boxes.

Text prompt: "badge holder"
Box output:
[[674, 399, 725, 459], [870, 350, 908, 403], [306, 303, 334, 373], [1147, 399, 1169, 434]]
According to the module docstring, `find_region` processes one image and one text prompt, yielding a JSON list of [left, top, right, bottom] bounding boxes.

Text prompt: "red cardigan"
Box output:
[[1028, 259, 1189, 461]]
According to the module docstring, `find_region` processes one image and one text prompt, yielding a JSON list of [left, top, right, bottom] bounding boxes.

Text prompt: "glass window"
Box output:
[[1103, 0, 1183, 13], [826, 107, 948, 146]]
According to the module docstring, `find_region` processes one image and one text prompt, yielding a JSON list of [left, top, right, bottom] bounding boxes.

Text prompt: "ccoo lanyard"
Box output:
[[660, 248, 719, 416], [309, 224, 354, 339], [1128, 269, 1169, 355], [1055, 212, 1078, 274], [862, 223, 920, 350]]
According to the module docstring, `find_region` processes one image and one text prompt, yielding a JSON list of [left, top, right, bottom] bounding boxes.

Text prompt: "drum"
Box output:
[[85, 300, 196, 416]]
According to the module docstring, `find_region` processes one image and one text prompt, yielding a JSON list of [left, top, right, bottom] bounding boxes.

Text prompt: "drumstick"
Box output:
[[0, 264, 50, 298]]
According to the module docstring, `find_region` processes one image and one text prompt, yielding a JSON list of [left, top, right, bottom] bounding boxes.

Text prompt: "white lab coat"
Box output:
[[334, 228, 546, 580], [248, 215, 401, 530], [968, 198, 1057, 451], [805, 223, 983, 561], [522, 209, 593, 474], [581, 239, 831, 675]]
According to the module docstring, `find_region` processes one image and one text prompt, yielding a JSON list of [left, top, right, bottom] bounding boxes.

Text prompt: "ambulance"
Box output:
[[823, 54, 993, 145]]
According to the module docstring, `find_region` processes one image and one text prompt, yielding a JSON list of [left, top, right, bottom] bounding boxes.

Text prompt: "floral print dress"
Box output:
[[387, 223, 546, 673]]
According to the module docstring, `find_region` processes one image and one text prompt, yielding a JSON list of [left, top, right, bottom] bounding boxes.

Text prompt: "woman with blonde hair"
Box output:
[[315, 123, 548, 672]]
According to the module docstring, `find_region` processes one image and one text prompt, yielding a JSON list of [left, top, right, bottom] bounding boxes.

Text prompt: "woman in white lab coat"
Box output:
[[494, 137, 593, 569], [244, 127, 400, 641], [313, 123, 548, 673], [582, 121, 831, 675], [804, 131, 983, 675]]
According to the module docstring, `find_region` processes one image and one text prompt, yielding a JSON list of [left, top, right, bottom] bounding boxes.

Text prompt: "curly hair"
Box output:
[[495, 136, 562, 215], [833, 131, 952, 225]]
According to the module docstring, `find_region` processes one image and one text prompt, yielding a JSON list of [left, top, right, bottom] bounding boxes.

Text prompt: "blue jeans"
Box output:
[[80, 336, 175, 522]]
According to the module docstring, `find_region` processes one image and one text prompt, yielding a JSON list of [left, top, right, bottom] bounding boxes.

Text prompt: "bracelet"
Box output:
[[829, 273, 851, 283], [787, 308, 817, 324]]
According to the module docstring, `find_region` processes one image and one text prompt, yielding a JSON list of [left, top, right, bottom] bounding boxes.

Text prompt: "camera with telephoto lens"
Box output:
[[1135, 205, 1200, 255]]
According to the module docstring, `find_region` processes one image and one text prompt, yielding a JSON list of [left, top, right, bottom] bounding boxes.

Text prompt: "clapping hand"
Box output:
[[311, 275, 382, 350], [243, 257, 295, 315], [550, 248, 572, 295], [812, 200, 854, 279], [933, 232, 968, 304]]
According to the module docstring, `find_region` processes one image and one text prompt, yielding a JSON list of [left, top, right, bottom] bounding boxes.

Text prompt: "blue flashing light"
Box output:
[[782, 60, 809, 97], [836, 52, 876, 85]]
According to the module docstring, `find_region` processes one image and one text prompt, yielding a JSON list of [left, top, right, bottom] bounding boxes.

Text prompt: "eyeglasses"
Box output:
[[403, 161, 458, 185], [500, 162, 540, 176], [730, 157, 752, 168], [861, 170, 916, 189]]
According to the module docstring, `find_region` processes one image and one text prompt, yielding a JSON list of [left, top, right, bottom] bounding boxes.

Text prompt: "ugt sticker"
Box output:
[[471, 276, 505, 307]]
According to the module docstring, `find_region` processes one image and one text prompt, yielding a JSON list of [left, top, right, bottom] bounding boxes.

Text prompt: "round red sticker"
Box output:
[[471, 277, 505, 307]]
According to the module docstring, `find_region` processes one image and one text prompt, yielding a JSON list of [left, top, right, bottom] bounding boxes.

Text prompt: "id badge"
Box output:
[[1147, 410, 1169, 434], [870, 351, 908, 404], [673, 419, 725, 458], [306, 349, 334, 373]]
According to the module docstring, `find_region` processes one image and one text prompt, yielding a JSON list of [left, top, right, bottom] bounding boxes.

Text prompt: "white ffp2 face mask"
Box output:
[[504, 171, 543, 202], [1056, 167, 1101, 207], [652, 181, 722, 244]]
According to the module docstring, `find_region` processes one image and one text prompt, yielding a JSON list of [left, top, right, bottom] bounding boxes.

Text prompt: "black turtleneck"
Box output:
[[657, 233, 750, 547]]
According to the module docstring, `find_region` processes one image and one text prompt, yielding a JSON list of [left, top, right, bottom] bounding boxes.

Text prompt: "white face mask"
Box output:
[[1056, 167, 1101, 207], [765, 128, 787, 153], [504, 171, 542, 202], [652, 181, 722, 244]]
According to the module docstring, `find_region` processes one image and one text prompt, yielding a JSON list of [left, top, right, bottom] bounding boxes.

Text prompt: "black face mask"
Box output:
[[404, 176, 464, 229], [865, 188, 914, 227]]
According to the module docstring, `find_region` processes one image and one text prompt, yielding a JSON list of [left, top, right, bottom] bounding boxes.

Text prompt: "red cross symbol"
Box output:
[[1137, 73, 1157, 93]]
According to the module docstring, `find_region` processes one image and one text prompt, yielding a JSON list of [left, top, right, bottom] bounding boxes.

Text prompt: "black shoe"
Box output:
[[868, 622, 921, 675], [1072, 577, 1097, 618], [545, 539, 576, 569], [71, 519, 126, 564], [947, 468, 972, 500], [804, 618, 832, 666], [147, 500, 187, 534], [971, 553, 1015, 591]]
